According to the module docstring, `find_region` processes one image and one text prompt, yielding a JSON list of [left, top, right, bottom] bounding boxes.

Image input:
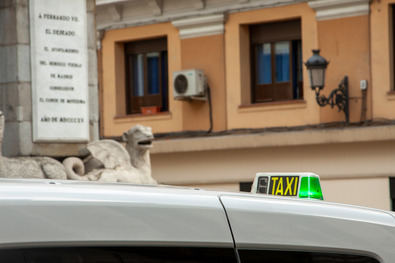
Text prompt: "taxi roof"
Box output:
[[0, 178, 393, 225], [0, 178, 394, 261]]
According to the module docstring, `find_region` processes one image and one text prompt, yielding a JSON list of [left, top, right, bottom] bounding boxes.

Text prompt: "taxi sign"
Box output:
[[251, 172, 324, 200]]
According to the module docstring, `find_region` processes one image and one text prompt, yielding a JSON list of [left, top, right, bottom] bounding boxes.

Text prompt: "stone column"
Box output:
[[0, 0, 31, 156], [0, 0, 99, 157]]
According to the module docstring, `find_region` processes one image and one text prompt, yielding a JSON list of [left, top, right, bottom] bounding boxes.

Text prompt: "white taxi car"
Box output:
[[0, 178, 393, 262]]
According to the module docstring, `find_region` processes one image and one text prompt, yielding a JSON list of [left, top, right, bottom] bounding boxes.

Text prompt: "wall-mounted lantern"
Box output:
[[305, 50, 349, 123]]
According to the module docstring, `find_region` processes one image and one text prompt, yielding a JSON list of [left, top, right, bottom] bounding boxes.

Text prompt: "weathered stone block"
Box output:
[[90, 120, 99, 141], [0, 0, 14, 9], [16, 0, 28, 7], [16, 4, 29, 44], [2, 121, 21, 156], [0, 46, 17, 84], [88, 48, 98, 86], [89, 83, 99, 116], [32, 142, 85, 157], [0, 7, 17, 45], [0, 83, 32, 122], [86, 0, 96, 13], [0, 84, 18, 122], [0, 44, 30, 84], [17, 44, 31, 82], [89, 82, 99, 141], [17, 121, 34, 155], [0, 0, 28, 9], [87, 12, 96, 49]]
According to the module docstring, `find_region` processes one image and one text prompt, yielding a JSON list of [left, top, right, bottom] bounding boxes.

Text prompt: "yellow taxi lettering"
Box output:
[[284, 177, 294, 195], [275, 177, 284, 195], [271, 177, 278, 193], [294, 177, 299, 195]]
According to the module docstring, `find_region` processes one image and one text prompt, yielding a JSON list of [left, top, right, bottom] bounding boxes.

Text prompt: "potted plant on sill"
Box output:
[[140, 106, 161, 115]]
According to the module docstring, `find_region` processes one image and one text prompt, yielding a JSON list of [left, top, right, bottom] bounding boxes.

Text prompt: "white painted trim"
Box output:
[[172, 14, 225, 39], [108, 5, 122, 21], [96, 0, 305, 31], [147, 0, 163, 16], [194, 0, 206, 10], [308, 0, 370, 21], [96, 0, 129, 6]]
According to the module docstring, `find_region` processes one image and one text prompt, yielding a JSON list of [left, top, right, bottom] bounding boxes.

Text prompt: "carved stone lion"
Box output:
[[0, 111, 67, 180], [63, 124, 157, 184], [122, 124, 156, 185]]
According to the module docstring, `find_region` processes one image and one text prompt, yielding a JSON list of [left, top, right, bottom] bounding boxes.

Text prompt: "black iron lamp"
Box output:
[[305, 49, 349, 123]]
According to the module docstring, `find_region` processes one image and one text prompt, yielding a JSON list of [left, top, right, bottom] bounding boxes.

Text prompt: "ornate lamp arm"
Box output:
[[314, 76, 349, 123]]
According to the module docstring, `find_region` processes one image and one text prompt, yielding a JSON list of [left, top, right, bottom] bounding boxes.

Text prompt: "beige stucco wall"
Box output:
[[370, 0, 395, 119], [317, 15, 372, 123], [151, 140, 395, 210], [180, 34, 227, 132], [321, 178, 391, 210]]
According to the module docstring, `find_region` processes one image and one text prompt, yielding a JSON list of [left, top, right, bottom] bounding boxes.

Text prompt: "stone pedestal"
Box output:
[[0, 0, 99, 157]]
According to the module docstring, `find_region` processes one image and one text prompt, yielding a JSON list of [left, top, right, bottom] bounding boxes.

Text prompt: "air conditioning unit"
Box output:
[[173, 69, 207, 100]]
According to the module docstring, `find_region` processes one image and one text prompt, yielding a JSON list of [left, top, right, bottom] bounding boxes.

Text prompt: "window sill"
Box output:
[[238, 99, 306, 113], [387, 91, 395, 100], [114, 112, 172, 123]]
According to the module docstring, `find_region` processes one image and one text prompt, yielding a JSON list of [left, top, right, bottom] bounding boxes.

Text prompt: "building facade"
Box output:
[[96, 0, 395, 210]]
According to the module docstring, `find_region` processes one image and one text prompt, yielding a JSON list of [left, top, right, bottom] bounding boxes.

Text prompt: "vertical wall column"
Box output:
[[0, 0, 31, 156], [87, 0, 100, 142], [172, 14, 227, 131], [309, 0, 372, 123]]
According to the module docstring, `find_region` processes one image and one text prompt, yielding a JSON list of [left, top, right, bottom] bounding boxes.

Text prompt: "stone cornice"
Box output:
[[309, 0, 370, 21], [150, 124, 395, 154], [172, 14, 225, 39], [96, 0, 129, 6], [96, 0, 305, 31]]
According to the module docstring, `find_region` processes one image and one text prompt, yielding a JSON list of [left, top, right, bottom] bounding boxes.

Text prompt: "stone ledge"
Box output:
[[151, 124, 395, 154], [97, 0, 305, 30], [172, 14, 225, 39], [308, 0, 370, 21]]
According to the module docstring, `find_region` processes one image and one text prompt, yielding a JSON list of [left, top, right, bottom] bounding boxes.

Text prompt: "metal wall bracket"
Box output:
[[315, 76, 349, 123]]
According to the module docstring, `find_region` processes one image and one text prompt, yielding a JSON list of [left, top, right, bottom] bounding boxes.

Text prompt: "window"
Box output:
[[238, 249, 379, 263], [125, 37, 168, 115], [250, 19, 303, 103], [0, 247, 237, 263]]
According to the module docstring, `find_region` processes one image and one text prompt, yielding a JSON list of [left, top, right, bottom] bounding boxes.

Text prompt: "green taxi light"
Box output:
[[298, 176, 324, 200]]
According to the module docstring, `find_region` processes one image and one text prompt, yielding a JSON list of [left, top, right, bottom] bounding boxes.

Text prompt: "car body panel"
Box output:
[[0, 179, 233, 248], [0, 179, 394, 262], [220, 194, 395, 262]]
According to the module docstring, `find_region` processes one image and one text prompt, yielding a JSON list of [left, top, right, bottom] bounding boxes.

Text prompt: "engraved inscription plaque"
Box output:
[[30, 0, 89, 142]]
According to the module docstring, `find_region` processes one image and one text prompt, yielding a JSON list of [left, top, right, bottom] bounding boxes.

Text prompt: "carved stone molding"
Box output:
[[172, 14, 225, 39], [96, 0, 129, 5], [309, 0, 370, 21]]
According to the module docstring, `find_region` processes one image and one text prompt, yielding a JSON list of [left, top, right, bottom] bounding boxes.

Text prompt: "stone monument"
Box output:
[[0, 1, 157, 184], [0, 111, 67, 179], [0, 0, 98, 157]]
